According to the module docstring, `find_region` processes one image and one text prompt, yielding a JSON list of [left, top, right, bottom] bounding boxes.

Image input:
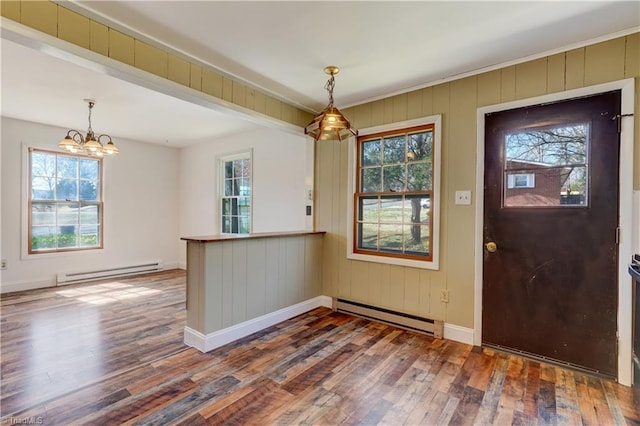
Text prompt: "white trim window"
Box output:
[[220, 151, 252, 234], [348, 115, 442, 270], [28, 148, 103, 253]]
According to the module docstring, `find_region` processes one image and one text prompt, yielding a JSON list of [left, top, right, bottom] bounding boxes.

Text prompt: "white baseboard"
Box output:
[[0, 278, 55, 294], [163, 261, 180, 270], [184, 295, 333, 352], [444, 323, 475, 345], [0, 260, 183, 294], [184, 294, 475, 352]]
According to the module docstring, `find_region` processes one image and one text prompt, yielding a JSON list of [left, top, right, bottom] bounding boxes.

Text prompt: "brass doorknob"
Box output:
[[485, 242, 497, 253]]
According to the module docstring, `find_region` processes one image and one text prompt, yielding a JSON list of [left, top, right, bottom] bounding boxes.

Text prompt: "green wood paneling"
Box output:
[[625, 33, 639, 79], [219, 241, 232, 328], [407, 90, 423, 120], [585, 38, 626, 85], [266, 96, 281, 119], [370, 100, 385, 126], [90, 21, 109, 56], [204, 243, 224, 333], [246, 239, 267, 319], [222, 77, 234, 103], [477, 70, 501, 107], [422, 87, 434, 116], [1, 1, 21, 21], [500, 66, 516, 102], [108, 29, 135, 66], [134, 40, 168, 78], [168, 54, 190, 87], [353, 104, 373, 129], [547, 53, 566, 94], [58, 6, 90, 49], [233, 81, 247, 108], [392, 93, 408, 123], [202, 69, 223, 98], [190, 64, 202, 91], [515, 58, 547, 99], [404, 268, 421, 315], [565, 48, 585, 90], [21, 1, 57, 37], [232, 240, 248, 324]]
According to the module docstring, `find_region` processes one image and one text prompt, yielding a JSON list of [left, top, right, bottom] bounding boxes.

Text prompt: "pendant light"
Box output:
[[304, 66, 357, 142], [59, 99, 119, 157]]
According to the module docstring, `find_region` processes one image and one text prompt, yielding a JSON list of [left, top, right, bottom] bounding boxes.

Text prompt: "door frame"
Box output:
[[474, 78, 636, 386]]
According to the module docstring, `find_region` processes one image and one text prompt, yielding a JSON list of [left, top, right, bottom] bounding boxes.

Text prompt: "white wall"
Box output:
[[178, 127, 313, 267], [0, 117, 180, 292]]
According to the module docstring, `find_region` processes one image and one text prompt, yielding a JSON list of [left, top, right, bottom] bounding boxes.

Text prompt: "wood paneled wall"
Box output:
[[317, 33, 640, 329], [0, 0, 313, 128], [2, 0, 637, 330], [186, 234, 324, 334]]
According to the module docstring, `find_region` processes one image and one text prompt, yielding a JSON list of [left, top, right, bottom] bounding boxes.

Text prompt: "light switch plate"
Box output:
[[455, 190, 472, 205]]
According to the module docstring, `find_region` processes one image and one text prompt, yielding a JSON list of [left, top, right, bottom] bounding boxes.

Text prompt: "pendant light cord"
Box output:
[[325, 74, 335, 107], [87, 101, 94, 133]]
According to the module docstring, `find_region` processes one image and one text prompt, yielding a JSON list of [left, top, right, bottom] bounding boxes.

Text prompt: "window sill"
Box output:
[[21, 247, 105, 261], [347, 250, 439, 270]]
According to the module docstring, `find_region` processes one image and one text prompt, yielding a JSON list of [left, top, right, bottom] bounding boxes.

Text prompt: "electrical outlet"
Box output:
[[1, 259, 7, 270], [455, 190, 472, 205], [440, 289, 449, 303]]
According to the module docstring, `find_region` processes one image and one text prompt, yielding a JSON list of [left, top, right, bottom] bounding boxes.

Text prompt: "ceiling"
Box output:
[[2, 1, 639, 147]]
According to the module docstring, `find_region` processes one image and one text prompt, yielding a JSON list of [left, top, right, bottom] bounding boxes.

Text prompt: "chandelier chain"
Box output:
[[87, 101, 94, 134], [324, 74, 335, 107]]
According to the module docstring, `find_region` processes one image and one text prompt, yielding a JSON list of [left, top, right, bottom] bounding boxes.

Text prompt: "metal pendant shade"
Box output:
[[304, 66, 357, 142]]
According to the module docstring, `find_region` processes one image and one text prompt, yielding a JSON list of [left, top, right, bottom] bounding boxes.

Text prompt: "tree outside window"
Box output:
[[504, 123, 588, 207], [29, 148, 102, 253], [355, 124, 435, 260]]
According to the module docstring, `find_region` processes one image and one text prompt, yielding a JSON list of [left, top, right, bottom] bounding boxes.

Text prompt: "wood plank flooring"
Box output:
[[1, 269, 638, 425]]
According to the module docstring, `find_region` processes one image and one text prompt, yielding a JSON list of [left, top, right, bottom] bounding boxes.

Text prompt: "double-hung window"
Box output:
[[29, 148, 103, 253], [220, 152, 252, 234], [350, 116, 441, 269]]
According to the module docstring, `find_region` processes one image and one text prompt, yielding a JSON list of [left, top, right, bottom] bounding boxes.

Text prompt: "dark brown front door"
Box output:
[[482, 91, 621, 378]]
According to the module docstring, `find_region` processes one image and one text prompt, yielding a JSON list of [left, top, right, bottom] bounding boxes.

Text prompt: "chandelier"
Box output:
[[59, 99, 119, 156], [304, 66, 357, 142]]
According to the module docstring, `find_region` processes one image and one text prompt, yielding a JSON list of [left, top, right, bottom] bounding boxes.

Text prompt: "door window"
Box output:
[[503, 123, 588, 207]]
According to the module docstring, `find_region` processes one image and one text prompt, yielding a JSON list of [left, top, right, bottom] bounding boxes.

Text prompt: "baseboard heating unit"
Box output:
[[335, 298, 443, 338], [56, 262, 163, 285]]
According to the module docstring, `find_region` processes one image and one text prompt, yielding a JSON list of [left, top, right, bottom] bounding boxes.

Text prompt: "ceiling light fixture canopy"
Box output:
[[304, 66, 357, 142], [59, 99, 119, 157]]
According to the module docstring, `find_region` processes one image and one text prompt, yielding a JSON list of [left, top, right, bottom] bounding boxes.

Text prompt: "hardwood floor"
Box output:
[[1, 270, 638, 425]]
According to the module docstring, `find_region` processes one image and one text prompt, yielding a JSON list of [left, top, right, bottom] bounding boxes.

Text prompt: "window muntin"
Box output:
[[29, 148, 102, 253], [220, 154, 251, 234], [355, 124, 434, 260], [504, 123, 588, 207]]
